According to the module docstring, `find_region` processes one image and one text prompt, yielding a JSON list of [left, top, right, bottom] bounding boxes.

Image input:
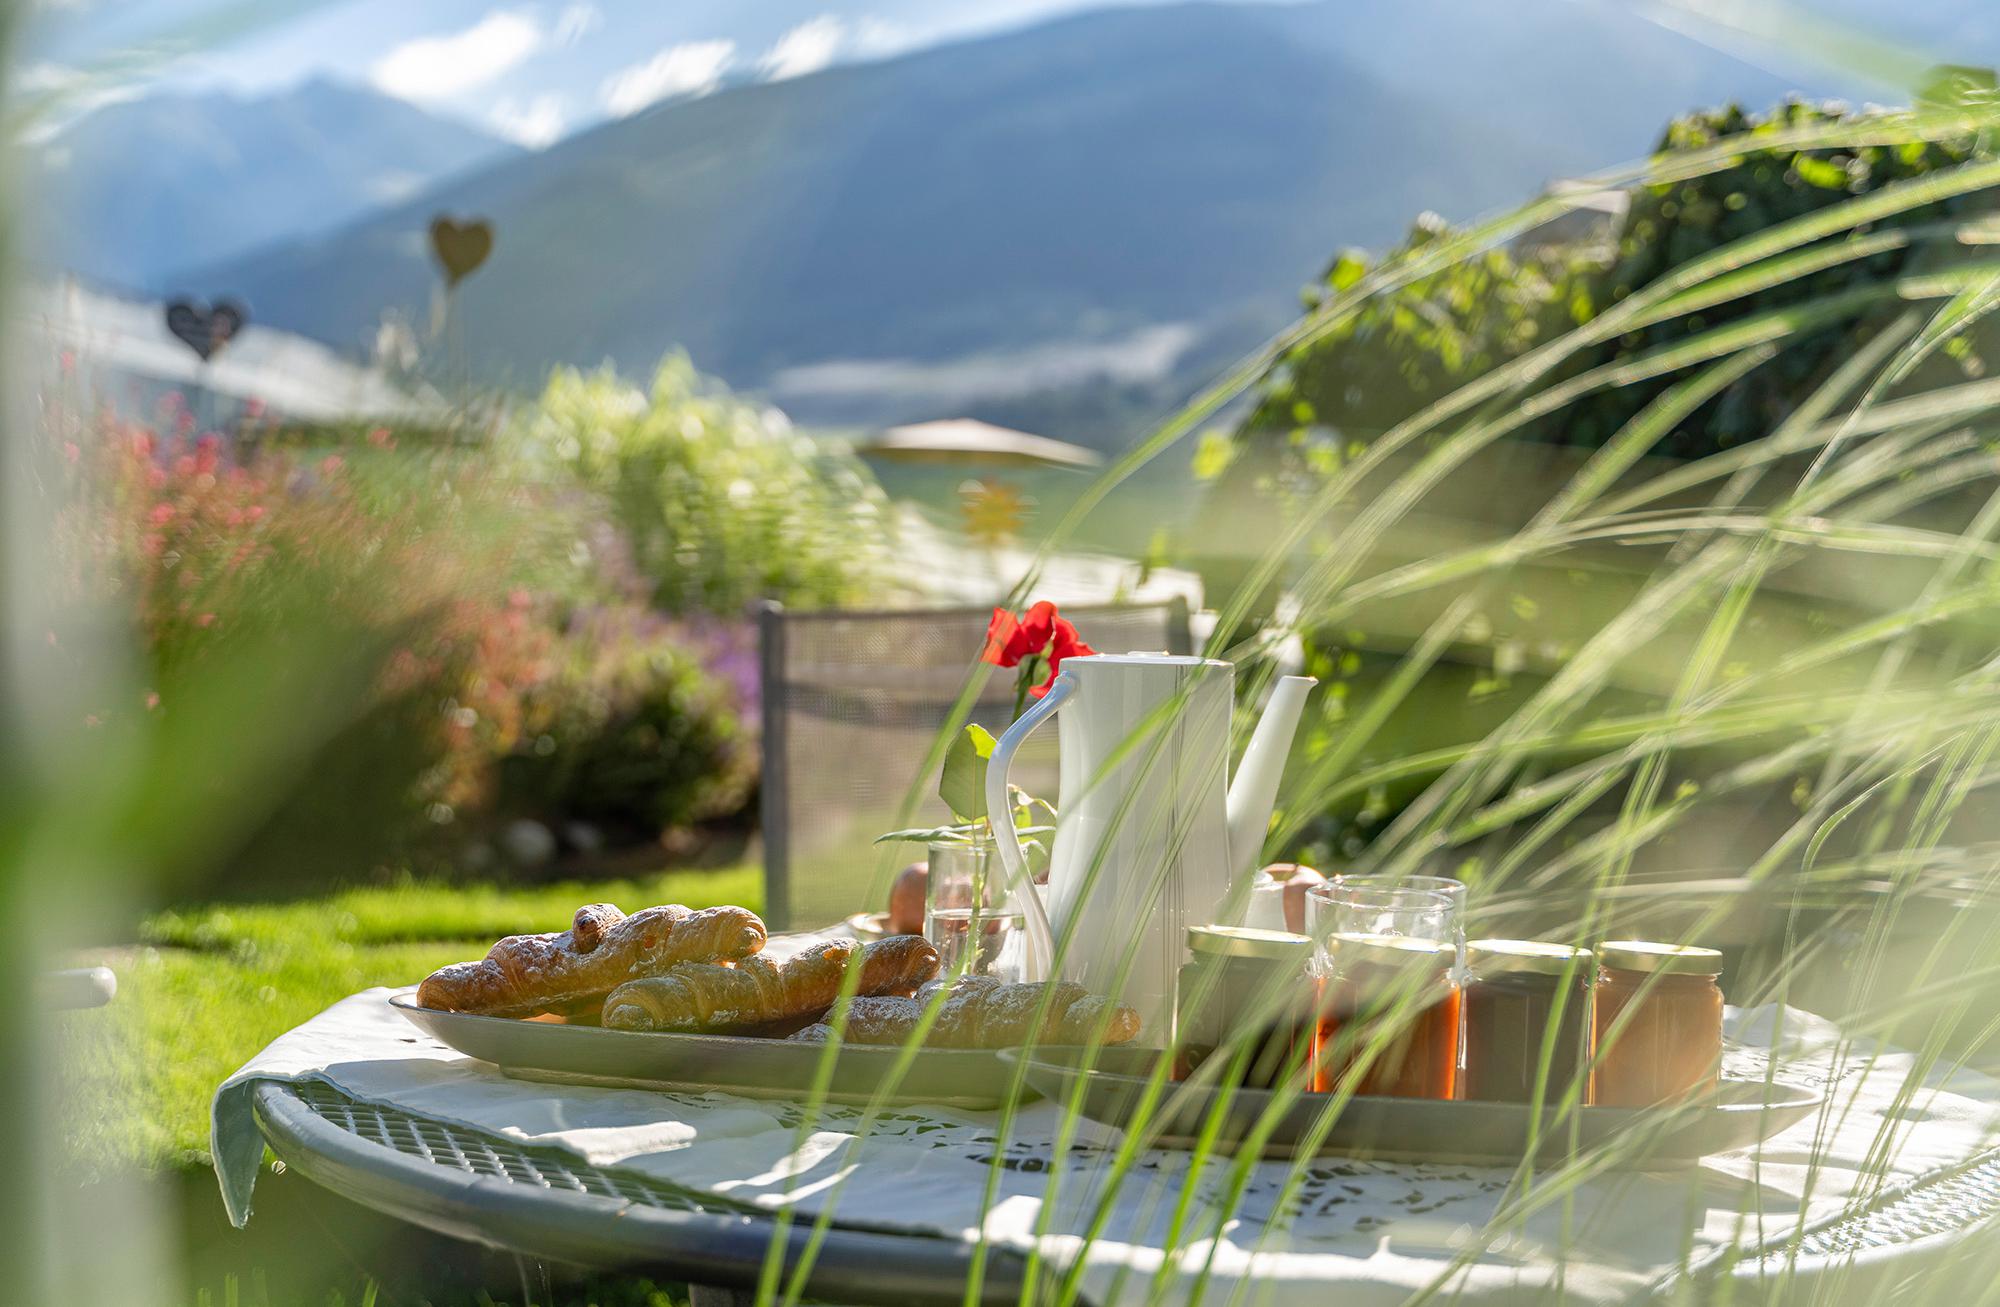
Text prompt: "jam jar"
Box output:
[[1174, 925, 1316, 1089], [1461, 940, 1592, 1105], [1591, 941, 1725, 1108], [1312, 934, 1460, 1100]]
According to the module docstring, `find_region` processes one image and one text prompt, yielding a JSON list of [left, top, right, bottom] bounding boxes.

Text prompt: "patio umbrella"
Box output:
[[856, 419, 1103, 471]]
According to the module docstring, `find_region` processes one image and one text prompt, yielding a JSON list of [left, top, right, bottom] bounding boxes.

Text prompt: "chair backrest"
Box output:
[[757, 599, 1192, 929]]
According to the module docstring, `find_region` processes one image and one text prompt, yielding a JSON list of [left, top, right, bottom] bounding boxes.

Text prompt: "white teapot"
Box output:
[[986, 653, 1314, 1037]]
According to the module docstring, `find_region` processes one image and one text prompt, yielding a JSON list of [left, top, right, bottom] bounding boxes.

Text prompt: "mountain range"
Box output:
[[27, 77, 515, 294], [39, 0, 1877, 441]]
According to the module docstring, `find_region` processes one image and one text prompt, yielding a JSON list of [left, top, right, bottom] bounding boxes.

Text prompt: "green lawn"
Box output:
[[62, 863, 762, 1176]]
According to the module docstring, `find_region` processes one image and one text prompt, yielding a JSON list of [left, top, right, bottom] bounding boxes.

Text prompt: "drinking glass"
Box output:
[[1305, 878, 1460, 975], [1325, 874, 1467, 970], [925, 839, 1026, 980], [1306, 879, 1463, 1098]]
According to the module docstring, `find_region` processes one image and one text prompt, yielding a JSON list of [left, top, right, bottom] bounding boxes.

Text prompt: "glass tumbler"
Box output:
[[1306, 880, 1462, 1098], [1326, 874, 1468, 971], [924, 839, 1026, 980]]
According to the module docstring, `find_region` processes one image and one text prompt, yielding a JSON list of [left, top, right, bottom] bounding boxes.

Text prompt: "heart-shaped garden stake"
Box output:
[[429, 215, 494, 288], [165, 298, 248, 362]]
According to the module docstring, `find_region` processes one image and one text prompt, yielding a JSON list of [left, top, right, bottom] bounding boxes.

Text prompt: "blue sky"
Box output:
[[19, 0, 1993, 150], [20, 0, 1228, 146]]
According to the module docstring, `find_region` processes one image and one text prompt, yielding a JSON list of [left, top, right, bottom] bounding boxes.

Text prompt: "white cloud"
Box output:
[[490, 93, 566, 147], [771, 324, 1200, 407], [552, 2, 601, 46], [758, 15, 845, 82], [372, 10, 543, 102], [600, 39, 734, 116], [17, 62, 147, 143], [851, 17, 918, 57]]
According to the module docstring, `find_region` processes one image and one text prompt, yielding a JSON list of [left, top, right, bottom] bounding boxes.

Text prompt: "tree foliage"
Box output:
[[1236, 100, 1992, 463]]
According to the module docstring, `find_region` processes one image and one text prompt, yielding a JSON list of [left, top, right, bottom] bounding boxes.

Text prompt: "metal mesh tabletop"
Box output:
[[256, 1079, 2000, 1303], [288, 1080, 734, 1217], [251, 1080, 1034, 1306]]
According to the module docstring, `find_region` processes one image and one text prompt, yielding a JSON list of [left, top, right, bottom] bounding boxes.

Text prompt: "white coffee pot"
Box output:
[[986, 653, 1314, 1037]]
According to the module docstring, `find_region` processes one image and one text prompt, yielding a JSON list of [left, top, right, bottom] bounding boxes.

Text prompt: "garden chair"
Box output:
[[756, 599, 1192, 930]]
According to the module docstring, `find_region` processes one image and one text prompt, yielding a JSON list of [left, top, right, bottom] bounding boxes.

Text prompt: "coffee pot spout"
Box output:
[[1224, 675, 1316, 885]]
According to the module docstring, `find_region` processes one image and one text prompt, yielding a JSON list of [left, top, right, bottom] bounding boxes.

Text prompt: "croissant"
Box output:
[[417, 903, 767, 1018], [603, 935, 941, 1033], [790, 977, 1140, 1048]]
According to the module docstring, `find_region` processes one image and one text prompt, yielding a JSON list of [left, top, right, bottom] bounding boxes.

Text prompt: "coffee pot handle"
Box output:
[[985, 672, 1074, 982]]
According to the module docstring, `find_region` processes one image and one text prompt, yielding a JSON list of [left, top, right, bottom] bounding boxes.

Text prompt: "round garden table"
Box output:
[[252, 1077, 2000, 1305]]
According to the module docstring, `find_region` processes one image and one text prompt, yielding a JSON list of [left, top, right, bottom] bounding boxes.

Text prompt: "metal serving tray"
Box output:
[[391, 994, 1028, 1108], [1003, 1045, 1823, 1167]]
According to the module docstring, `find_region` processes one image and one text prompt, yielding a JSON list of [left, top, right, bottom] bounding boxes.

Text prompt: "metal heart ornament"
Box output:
[[165, 298, 247, 362], [429, 215, 494, 288]]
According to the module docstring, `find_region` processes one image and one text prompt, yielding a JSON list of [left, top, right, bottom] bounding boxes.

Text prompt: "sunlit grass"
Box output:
[[59, 864, 760, 1175], [140, 864, 763, 952]]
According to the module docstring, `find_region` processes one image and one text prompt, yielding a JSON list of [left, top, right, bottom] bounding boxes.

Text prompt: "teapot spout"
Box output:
[[1225, 675, 1317, 885]]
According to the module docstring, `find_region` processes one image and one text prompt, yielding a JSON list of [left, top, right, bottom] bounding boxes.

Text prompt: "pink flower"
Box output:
[[148, 503, 175, 526], [144, 691, 160, 710], [194, 613, 216, 628], [320, 455, 344, 477], [366, 426, 394, 449], [244, 398, 266, 419]]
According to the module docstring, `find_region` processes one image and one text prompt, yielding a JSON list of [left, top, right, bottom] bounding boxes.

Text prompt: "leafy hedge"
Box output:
[[506, 354, 898, 616], [1237, 100, 1991, 462]]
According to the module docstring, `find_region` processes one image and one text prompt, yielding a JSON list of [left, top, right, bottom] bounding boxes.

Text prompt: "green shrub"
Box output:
[[491, 609, 755, 840], [43, 408, 517, 898], [1236, 99, 1991, 463], [506, 353, 898, 615]]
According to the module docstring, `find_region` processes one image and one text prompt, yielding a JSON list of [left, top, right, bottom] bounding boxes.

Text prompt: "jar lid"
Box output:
[[1329, 932, 1453, 970], [1187, 924, 1313, 961], [1599, 940, 1723, 975], [1468, 939, 1593, 976]]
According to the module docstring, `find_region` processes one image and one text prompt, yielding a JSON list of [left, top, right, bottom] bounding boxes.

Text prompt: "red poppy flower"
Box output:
[[980, 607, 1018, 665], [984, 600, 1059, 667], [1031, 617, 1097, 698]]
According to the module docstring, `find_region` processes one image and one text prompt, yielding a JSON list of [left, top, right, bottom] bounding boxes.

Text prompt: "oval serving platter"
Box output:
[[1001, 1045, 1822, 1167], [391, 994, 1032, 1108]]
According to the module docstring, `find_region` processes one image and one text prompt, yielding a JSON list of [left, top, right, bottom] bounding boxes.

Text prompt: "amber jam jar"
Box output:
[[1175, 925, 1316, 1089], [1461, 940, 1592, 1105], [1591, 941, 1725, 1108], [1312, 934, 1460, 1100]]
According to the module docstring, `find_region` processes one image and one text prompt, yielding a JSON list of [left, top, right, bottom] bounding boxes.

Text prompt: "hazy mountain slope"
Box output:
[[194, 1, 1806, 428], [28, 77, 517, 292]]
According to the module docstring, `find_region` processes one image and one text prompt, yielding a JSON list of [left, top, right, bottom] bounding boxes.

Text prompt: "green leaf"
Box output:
[[1791, 154, 1849, 190], [872, 825, 981, 845], [939, 723, 998, 823], [1327, 250, 1368, 292], [1192, 429, 1238, 482], [1916, 64, 1997, 109]]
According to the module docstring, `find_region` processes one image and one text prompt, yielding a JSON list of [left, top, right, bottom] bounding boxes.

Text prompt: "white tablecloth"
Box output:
[[213, 989, 2000, 1306]]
